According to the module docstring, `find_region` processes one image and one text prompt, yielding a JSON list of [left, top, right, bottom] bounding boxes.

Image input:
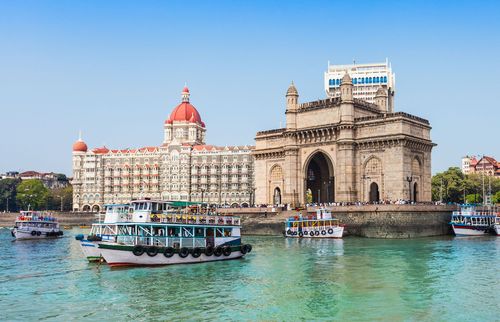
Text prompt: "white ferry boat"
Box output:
[[93, 199, 252, 267], [11, 211, 63, 240], [450, 205, 497, 236], [285, 208, 344, 238], [75, 204, 130, 262], [493, 216, 500, 236]]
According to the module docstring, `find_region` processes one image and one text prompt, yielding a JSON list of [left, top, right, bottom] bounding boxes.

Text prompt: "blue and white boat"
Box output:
[[75, 203, 130, 261], [450, 205, 496, 236], [77, 199, 252, 267]]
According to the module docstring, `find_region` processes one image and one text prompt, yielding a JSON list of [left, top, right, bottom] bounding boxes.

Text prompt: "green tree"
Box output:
[[493, 191, 500, 204], [16, 179, 49, 210], [0, 178, 21, 212], [47, 185, 73, 211], [431, 167, 465, 203]]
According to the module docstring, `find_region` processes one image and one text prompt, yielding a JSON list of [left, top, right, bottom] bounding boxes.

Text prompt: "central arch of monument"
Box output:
[[304, 151, 334, 204]]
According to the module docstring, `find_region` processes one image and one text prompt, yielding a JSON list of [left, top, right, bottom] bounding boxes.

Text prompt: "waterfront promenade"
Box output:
[[0, 204, 457, 238]]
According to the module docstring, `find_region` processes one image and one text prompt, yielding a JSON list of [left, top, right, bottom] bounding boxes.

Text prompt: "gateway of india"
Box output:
[[253, 61, 435, 206]]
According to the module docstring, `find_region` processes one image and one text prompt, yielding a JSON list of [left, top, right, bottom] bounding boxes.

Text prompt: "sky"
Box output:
[[0, 0, 499, 176]]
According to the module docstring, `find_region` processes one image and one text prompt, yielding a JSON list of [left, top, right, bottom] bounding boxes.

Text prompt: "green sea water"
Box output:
[[1, 228, 499, 321]]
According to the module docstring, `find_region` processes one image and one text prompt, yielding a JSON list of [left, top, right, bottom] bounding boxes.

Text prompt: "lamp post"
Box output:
[[57, 195, 64, 212], [406, 176, 413, 202]]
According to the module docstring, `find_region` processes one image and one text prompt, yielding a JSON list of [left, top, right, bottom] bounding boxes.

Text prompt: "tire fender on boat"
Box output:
[[31, 231, 37, 236], [132, 245, 145, 256], [222, 246, 232, 256], [214, 246, 223, 257], [246, 244, 252, 253], [298, 232, 304, 237], [315, 231, 320, 236], [163, 247, 175, 258], [204, 246, 214, 256], [240, 244, 249, 254], [286, 229, 292, 235], [321, 230, 326, 235], [191, 247, 202, 258], [328, 228, 334, 234], [179, 247, 190, 258], [309, 231, 314, 237], [36, 231, 41, 236], [146, 246, 158, 257]]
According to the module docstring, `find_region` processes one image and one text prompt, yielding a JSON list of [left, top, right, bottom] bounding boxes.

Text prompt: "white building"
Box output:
[[324, 60, 396, 112], [71, 87, 254, 212]]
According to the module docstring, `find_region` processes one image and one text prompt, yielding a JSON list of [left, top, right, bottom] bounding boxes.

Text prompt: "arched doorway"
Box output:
[[91, 205, 100, 213], [369, 182, 380, 203], [413, 182, 418, 202], [82, 205, 91, 212], [273, 187, 281, 205], [305, 152, 334, 204]]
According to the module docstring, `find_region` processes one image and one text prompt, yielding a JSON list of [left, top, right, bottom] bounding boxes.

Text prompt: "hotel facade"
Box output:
[[71, 87, 254, 212]]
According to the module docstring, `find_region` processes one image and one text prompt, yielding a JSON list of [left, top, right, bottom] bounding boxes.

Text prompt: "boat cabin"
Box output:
[[103, 204, 130, 223]]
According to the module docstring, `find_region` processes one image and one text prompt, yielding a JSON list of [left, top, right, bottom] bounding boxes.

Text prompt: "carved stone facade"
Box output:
[[72, 87, 254, 212], [254, 73, 435, 205]]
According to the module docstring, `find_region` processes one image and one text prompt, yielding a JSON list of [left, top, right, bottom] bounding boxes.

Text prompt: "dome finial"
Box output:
[[287, 81, 298, 96], [78, 130, 82, 141], [181, 84, 190, 102]]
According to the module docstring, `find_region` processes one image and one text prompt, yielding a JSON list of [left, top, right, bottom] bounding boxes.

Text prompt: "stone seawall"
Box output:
[[236, 205, 457, 238], [0, 212, 96, 227]]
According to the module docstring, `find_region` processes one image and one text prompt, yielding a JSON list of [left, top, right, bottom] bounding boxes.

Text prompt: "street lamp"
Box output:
[[406, 176, 413, 202], [57, 195, 64, 212]]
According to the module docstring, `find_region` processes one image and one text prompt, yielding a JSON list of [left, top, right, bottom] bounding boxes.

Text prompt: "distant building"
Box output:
[[19, 171, 69, 189], [462, 155, 500, 177], [0, 171, 19, 179], [0, 171, 69, 189], [324, 59, 395, 111], [71, 87, 254, 212]]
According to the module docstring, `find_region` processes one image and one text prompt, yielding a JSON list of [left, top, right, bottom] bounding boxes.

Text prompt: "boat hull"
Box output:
[[99, 244, 247, 267], [78, 240, 103, 262], [285, 226, 344, 238], [493, 224, 500, 236], [452, 225, 490, 236], [12, 228, 63, 240]]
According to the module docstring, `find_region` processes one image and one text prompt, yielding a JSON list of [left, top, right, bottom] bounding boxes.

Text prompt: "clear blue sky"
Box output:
[[0, 0, 499, 176]]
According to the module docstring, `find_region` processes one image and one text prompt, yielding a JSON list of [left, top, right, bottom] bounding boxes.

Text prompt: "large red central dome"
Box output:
[[165, 86, 204, 126]]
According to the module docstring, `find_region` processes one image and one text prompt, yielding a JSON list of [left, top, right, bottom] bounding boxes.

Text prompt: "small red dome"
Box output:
[[73, 140, 88, 152], [182, 86, 189, 93], [93, 146, 109, 154]]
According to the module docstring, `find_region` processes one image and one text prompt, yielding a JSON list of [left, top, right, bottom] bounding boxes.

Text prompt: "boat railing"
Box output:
[[152, 214, 241, 226], [119, 235, 208, 248], [452, 211, 497, 216]]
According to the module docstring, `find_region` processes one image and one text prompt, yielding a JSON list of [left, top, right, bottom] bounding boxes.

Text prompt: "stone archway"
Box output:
[[305, 152, 334, 204], [413, 182, 418, 202], [273, 187, 281, 205], [369, 182, 380, 203], [91, 205, 100, 213], [82, 205, 91, 212]]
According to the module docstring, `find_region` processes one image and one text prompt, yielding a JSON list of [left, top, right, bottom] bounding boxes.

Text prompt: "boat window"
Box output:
[[216, 228, 223, 237], [168, 227, 180, 237], [195, 228, 205, 237], [224, 229, 232, 237]]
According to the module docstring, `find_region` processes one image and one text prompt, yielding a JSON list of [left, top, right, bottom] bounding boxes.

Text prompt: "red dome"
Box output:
[[167, 102, 202, 123], [73, 140, 88, 152], [165, 86, 203, 125]]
